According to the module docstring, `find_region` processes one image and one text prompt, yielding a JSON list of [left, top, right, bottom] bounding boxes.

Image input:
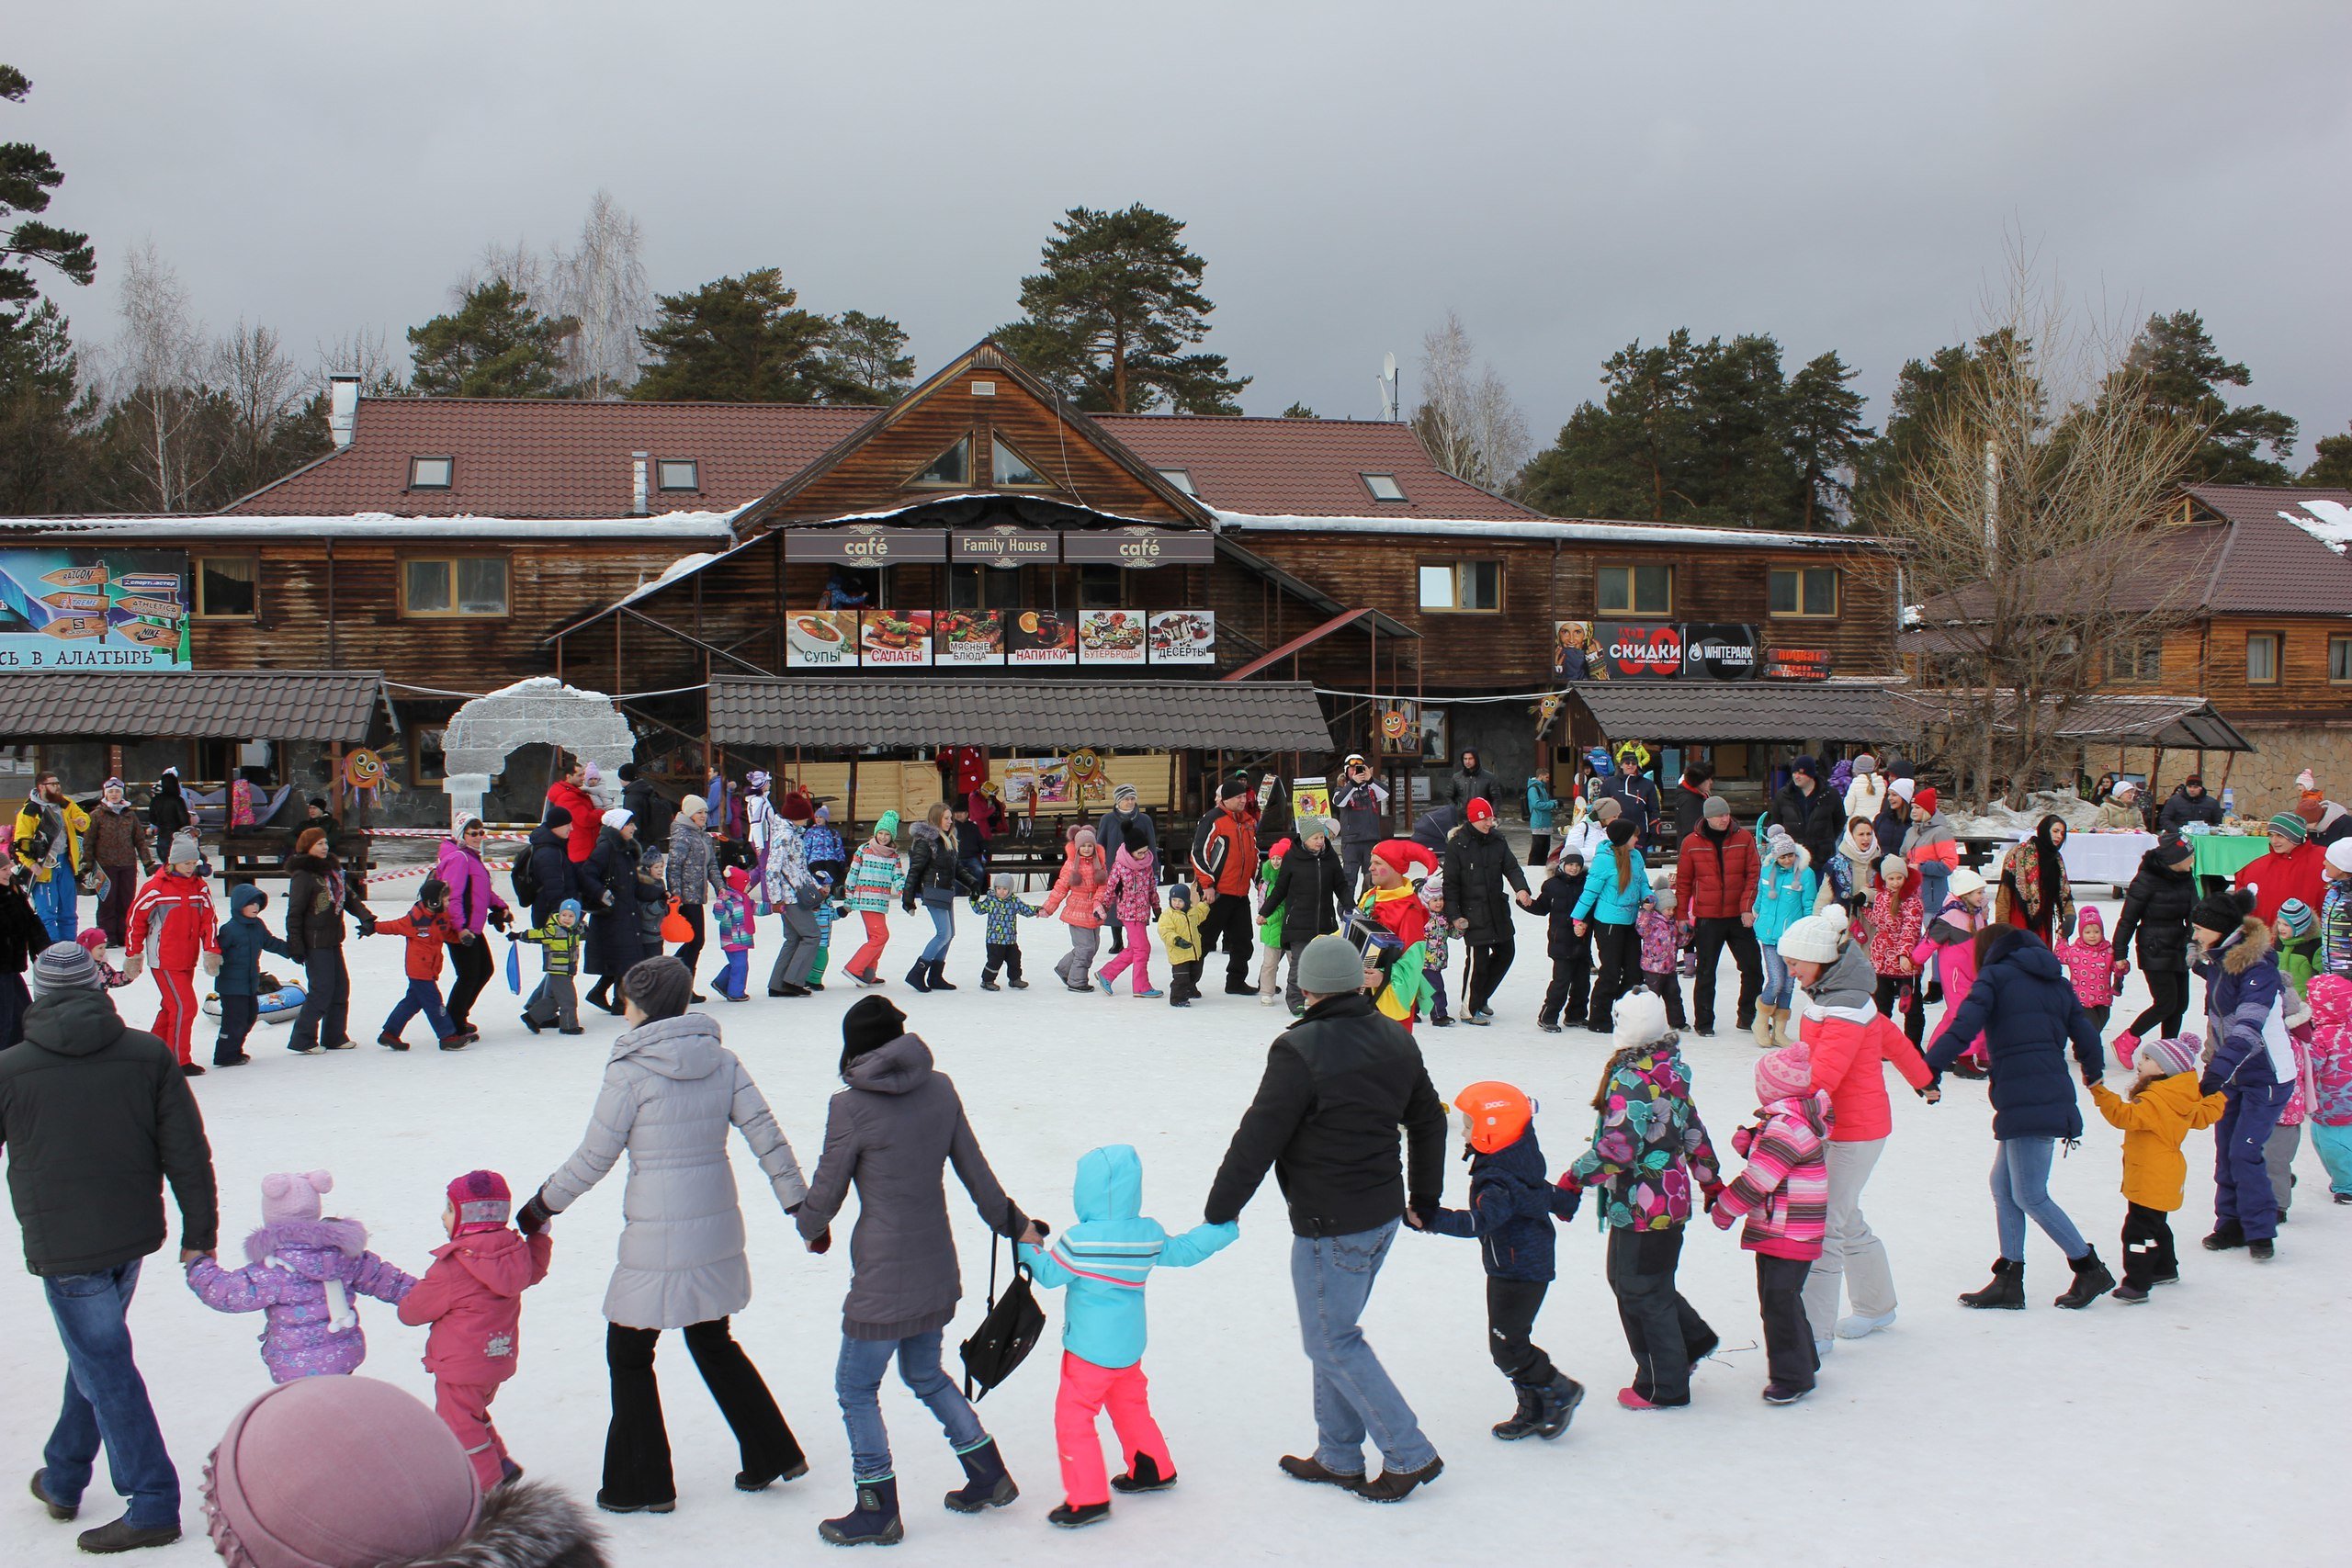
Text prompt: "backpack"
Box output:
[[509, 847, 541, 909], [957, 1205, 1046, 1403]]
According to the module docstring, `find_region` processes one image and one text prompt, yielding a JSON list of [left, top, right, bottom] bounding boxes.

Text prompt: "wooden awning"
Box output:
[[709, 674, 1333, 752], [0, 670, 392, 741]]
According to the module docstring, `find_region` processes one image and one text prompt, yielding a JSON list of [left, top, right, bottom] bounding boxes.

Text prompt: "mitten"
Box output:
[[808, 1227, 832, 1255], [516, 1190, 554, 1236]]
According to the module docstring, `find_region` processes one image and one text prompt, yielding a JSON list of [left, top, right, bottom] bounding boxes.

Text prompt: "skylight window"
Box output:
[[1157, 468, 1197, 496], [1362, 472, 1406, 502], [409, 456, 454, 490], [991, 436, 1050, 489], [910, 436, 971, 488], [655, 459, 699, 491]]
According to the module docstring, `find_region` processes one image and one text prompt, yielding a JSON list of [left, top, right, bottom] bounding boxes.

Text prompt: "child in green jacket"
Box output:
[[517, 899, 582, 1034]]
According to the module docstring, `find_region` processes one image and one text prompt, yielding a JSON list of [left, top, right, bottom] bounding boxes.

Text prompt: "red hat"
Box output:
[[1464, 797, 1495, 824], [446, 1170, 512, 1235], [1371, 839, 1438, 880], [1914, 786, 1939, 816]]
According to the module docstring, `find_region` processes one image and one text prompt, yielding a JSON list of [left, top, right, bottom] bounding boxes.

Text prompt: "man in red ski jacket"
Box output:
[[1676, 794, 1762, 1039], [123, 831, 220, 1072]]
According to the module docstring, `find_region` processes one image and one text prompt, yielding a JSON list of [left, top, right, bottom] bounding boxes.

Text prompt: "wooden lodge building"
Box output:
[[6, 339, 1928, 831]]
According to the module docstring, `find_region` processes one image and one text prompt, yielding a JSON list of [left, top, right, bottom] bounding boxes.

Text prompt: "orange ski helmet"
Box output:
[[1452, 1080, 1534, 1154]]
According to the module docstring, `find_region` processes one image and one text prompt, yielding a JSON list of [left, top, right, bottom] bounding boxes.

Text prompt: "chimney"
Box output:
[[631, 452, 650, 516], [327, 373, 360, 448]]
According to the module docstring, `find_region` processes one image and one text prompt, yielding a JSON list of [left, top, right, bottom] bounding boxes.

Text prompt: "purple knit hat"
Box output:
[[258, 1171, 332, 1230], [206, 1376, 480, 1568], [2135, 1035, 2202, 1079], [1754, 1043, 1815, 1104]]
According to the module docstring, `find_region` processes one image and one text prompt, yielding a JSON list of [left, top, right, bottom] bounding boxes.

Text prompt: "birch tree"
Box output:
[[548, 190, 650, 399], [1412, 310, 1531, 494], [107, 240, 218, 511]]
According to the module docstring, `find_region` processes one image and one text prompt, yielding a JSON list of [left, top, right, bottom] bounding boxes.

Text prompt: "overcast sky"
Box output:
[[15, 2, 2351, 461]]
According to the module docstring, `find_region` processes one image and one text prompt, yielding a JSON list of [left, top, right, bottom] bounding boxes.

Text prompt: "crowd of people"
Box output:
[[4, 742, 2351, 1560]]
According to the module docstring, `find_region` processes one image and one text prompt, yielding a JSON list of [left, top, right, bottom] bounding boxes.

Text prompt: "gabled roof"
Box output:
[[2181, 484, 2352, 615], [1094, 413, 1544, 521]]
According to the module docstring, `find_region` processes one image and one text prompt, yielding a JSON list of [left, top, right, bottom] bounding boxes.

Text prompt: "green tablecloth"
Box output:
[[2190, 835, 2271, 880]]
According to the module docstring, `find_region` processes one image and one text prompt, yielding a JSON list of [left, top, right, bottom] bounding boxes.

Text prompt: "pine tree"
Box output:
[[632, 269, 839, 402], [407, 278, 578, 397], [0, 65, 96, 335], [0, 299, 96, 513], [2115, 309, 2296, 484], [1784, 350, 1874, 528], [995, 205, 1249, 413], [2303, 424, 2352, 489], [1853, 331, 2029, 527], [820, 310, 915, 404], [1282, 400, 1317, 418]]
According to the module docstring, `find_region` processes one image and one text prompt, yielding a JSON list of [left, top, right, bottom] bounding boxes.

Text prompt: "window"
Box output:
[[411, 727, 447, 784], [195, 556, 257, 619], [2333, 636, 2352, 685], [401, 557, 509, 618], [947, 565, 1021, 611], [2246, 632, 2280, 684], [408, 456, 453, 490], [1418, 560, 1501, 612], [2106, 641, 2162, 683], [1156, 468, 1196, 495], [654, 459, 699, 491], [1767, 566, 1838, 618], [1362, 472, 1407, 502], [910, 436, 970, 488], [1598, 564, 1673, 615], [990, 436, 1050, 489], [1078, 565, 1124, 609]]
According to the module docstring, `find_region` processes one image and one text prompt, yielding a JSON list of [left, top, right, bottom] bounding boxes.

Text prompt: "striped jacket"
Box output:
[[517, 916, 582, 976], [2324, 883, 2352, 979], [1711, 1089, 1831, 1260], [842, 843, 905, 914], [1016, 1145, 1236, 1370]]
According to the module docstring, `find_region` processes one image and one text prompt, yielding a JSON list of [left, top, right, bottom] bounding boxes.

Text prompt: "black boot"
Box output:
[[904, 959, 932, 993], [2053, 1247, 2116, 1309], [1534, 1373, 1585, 1439], [818, 1477, 903, 1546], [927, 960, 957, 991], [1491, 1383, 1544, 1440], [943, 1438, 1017, 1513], [1111, 1452, 1176, 1493], [1958, 1257, 2025, 1309], [2201, 1219, 2245, 1251], [1048, 1501, 1112, 1528]]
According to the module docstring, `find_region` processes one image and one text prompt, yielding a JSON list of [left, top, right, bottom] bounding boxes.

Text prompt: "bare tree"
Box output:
[[1887, 246, 2209, 806], [1412, 310, 1531, 494], [315, 327, 408, 395], [106, 239, 220, 511], [212, 320, 306, 491], [548, 190, 650, 399]]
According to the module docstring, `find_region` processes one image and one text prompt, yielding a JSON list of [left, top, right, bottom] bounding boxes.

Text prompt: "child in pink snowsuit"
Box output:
[[2054, 906, 2117, 1034], [1093, 839, 1163, 998], [395, 1169, 553, 1490], [186, 1170, 417, 1383]]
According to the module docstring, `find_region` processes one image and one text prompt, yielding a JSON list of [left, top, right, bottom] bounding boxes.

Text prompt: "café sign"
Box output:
[[782, 525, 948, 565], [1059, 526, 1214, 569]]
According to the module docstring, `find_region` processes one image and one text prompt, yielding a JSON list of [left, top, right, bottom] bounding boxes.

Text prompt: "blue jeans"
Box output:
[[2215, 1078, 2290, 1242], [920, 903, 955, 964], [42, 1260, 179, 1530], [1991, 1137, 2087, 1262], [1760, 943, 1793, 1009], [32, 870, 77, 943], [834, 1331, 986, 1483], [1289, 1222, 1434, 1475], [383, 977, 455, 1042]]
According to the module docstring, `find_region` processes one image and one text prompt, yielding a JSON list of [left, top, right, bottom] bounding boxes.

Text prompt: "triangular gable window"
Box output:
[[909, 435, 971, 489], [991, 435, 1052, 490]]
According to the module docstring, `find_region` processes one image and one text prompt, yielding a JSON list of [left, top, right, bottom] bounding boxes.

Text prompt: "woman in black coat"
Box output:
[[1, 859, 51, 1047], [1260, 819, 1345, 1011], [284, 825, 379, 1054], [2108, 833, 2199, 1044], [583, 812, 653, 1014], [147, 769, 192, 840]]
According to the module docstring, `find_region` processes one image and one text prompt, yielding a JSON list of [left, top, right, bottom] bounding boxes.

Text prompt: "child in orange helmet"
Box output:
[[1419, 1080, 1584, 1439]]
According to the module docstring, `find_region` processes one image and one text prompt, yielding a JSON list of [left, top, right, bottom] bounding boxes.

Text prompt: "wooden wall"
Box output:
[[2157, 615, 2352, 725]]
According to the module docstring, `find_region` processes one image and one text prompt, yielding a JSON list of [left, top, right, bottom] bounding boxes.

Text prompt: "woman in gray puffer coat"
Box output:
[[794, 994, 1039, 1548], [521, 956, 809, 1516]]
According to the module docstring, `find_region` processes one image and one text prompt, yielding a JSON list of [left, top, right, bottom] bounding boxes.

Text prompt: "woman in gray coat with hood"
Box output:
[[520, 956, 808, 1516], [795, 994, 1040, 1547]]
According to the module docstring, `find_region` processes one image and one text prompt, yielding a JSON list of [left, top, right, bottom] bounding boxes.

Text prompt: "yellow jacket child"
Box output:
[[2089, 1043, 2227, 1211], [1157, 891, 1211, 965]]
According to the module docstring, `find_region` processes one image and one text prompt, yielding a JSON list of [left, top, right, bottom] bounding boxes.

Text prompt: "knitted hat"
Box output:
[[1889, 777, 1917, 803], [1114, 782, 1138, 803], [1853, 754, 1877, 775], [1605, 818, 1636, 845], [2134, 1035, 2201, 1079], [1913, 786, 1938, 815], [260, 1170, 333, 1230], [446, 1170, 512, 1235], [1464, 797, 1495, 824], [31, 942, 102, 994], [842, 995, 907, 1065], [1591, 796, 1623, 823], [1218, 776, 1250, 802], [781, 794, 813, 824], [2157, 829, 2191, 865], [2190, 886, 2255, 934], [2267, 812, 2308, 842], [168, 830, 199, 864], [1296, 933, 1368, 997], [621, 955, 692, 1021], [1370, 839, 1438, 880], [1880, 852, 1908, 879], [2279, 898, 2316, 937], [2328, 839, 2352, 875], [1765, 829, 1801, 863], [2297, 768, 2318, 792], [681, 794, 707, 818], [873, 809, 900, 839], [2112, 779, 2138, 799], [1611, 988, 1672, 1053], [1943, 869, 1981, 901], [307, 795, 328, 812], [1755, 1043, 1814, 1104], [582, 762, 602, 784], [1791, 756, 1819, 780], [602, 807, 634, 832], [2183, 773, 2203, 787], [540, 806, 571, 830], [989, 871, 1014, 894], [205, 1376, 482, 1568], [722, 867, 749, 895], [1702, 795, 1731, 821], [558, 897, 583, 919], [1776, 913, 1844, 965]]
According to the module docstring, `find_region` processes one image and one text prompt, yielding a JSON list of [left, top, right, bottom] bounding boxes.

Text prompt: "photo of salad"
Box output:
[[860, 609, 933, 665]]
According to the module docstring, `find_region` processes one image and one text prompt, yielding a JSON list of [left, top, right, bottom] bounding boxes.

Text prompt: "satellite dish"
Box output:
[[1377, 352, 1399, 421]]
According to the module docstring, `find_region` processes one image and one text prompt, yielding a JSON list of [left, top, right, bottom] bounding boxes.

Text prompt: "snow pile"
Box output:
[[2280, 499, 2352, 555], [1939, 789, 2100, 839]]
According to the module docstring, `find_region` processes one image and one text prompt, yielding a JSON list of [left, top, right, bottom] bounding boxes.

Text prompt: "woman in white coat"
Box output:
[[522, 955, 809, 1516]]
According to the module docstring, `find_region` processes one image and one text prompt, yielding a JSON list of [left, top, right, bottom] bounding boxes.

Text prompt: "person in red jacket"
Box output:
[[121, 830, 219, 1074], [545, 756, 602, 866], [396, 1169, 553, 1491], [375, 879, 467, 1051], [2234, 812, 2328, 926], [1677, 795, 1762, 1038], [1190, 777, 1261, 996]]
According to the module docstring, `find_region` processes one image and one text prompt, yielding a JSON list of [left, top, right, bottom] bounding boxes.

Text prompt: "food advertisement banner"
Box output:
[[858, 610, 933, 666], [784, 610, 860, 668], [1682, 623, 1759, 681], [1007, 608, 1078, 666], [0, 548, 191, 671], [1597, 621, 1685, 680], [933, 609, 1004, 664], [1147, 610, 1215, 664], [1077, 609, 1148, 665]]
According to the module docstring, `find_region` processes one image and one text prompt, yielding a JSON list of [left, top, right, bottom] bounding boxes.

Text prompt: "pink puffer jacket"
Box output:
[[1041, 846, 1110, 929]]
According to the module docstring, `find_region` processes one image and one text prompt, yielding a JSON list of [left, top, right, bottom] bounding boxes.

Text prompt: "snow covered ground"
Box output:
[[4, 887, 2345, 1566]]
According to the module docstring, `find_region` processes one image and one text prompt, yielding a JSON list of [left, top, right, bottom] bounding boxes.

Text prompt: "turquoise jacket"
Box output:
[[1572, 846, 1648, 927], [1526, 776, 1559, 834], [1018, 1145, 1236, 1371], [1754, 857, 1818, 945]]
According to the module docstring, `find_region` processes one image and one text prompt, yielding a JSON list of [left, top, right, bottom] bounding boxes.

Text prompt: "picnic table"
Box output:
[[214, 828, 375, 890]]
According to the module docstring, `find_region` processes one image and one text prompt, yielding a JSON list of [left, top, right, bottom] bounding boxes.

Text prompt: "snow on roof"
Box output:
[[0, 512, 740, 539], [787, 493, 1181, 529], [2280, 498, 2352, 556], [1212, 511, 1878, 551], [614, 552, 722, 610]]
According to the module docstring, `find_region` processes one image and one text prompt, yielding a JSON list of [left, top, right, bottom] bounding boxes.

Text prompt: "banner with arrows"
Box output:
[[0, 549, 193, 671]]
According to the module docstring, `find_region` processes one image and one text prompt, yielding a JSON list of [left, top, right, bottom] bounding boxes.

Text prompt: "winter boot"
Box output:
[[1112, 1453, 1176, 1493], [2250, 1238, 2275, 1262], [1490, 1384, 1544, 1441], [2052, 1247, 2115, 1308], [2110, 1031, 2141, 1068], [1958, 1258, 2025, 1309], [1277, 1454, 1364, 1489], [2202, 1220, 2245, 1251], [1350, 1455, 1442, 1503], [1534, 1374, 1585, 1439], [30, 1471, 76, 1521], [74, 1517, 182, 1554], [903, 960, 932, 993], [1048, 1501, 1111, 1529], [2111, 1281, 2151, 1303], [978, 976, 1001, 991], [943, 1438, 1017, 1513], [927, 960, 957, 991], [818, 1477, 903, 1546]]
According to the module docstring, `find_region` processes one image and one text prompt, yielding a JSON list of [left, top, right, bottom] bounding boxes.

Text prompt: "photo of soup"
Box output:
[[785, 609, 860, 667]]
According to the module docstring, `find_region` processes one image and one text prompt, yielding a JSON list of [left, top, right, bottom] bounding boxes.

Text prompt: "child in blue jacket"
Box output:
[[1424, 1081, 1584, 1439], [213, 883, 291, 1067], [1019, 1144, 1236, 1529]]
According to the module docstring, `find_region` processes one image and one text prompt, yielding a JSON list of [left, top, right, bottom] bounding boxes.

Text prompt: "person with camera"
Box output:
[[1332, 754, 1389, 903]]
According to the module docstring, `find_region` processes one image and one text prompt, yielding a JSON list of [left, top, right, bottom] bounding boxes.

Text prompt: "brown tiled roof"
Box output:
[[1095, 413, 1543, 520], [2182, 484, 2352, 615], [1572, 680, 1905, 742], [709, 675, 1334, 752], [225, 400, 874, 518], [0, 671, 389, 739]]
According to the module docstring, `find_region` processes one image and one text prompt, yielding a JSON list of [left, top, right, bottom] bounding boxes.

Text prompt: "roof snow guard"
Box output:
[[0, 670, 391, 740], [709, 675, 1334, 753]]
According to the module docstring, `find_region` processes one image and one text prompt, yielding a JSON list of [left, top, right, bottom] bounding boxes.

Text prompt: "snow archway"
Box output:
[[439, 678, 636, 828]]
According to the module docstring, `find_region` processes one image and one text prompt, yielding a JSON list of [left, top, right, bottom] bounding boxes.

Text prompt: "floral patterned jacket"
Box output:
[[1566, 1043, 1724, 1231]]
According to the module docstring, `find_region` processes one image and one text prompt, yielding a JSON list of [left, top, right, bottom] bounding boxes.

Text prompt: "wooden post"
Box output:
[[328, 742, 345, 816], [846, 753, 860, 832]]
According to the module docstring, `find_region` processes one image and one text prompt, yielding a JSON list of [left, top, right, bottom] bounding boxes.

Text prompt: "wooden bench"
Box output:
[[214, 829, 375, 890]]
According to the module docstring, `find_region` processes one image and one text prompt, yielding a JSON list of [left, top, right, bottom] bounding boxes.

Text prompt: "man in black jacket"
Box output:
[[1204, 934, 1447, 1503], [1444, 748, 1503, 814], [1260, 817, 1346, 1013], [2, 942, 217, 1554], [1599, 748, 1663, 846], [1442, 797, 1534, 1022], [617, 763, 676, 848], [2156, 776, 2226, 831], [1772, 755, 1841, 869]]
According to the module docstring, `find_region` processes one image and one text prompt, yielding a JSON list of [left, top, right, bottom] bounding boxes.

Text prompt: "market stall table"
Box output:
[[2190, 832, 2272, 890], [1991, 831, 2153, 888]]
